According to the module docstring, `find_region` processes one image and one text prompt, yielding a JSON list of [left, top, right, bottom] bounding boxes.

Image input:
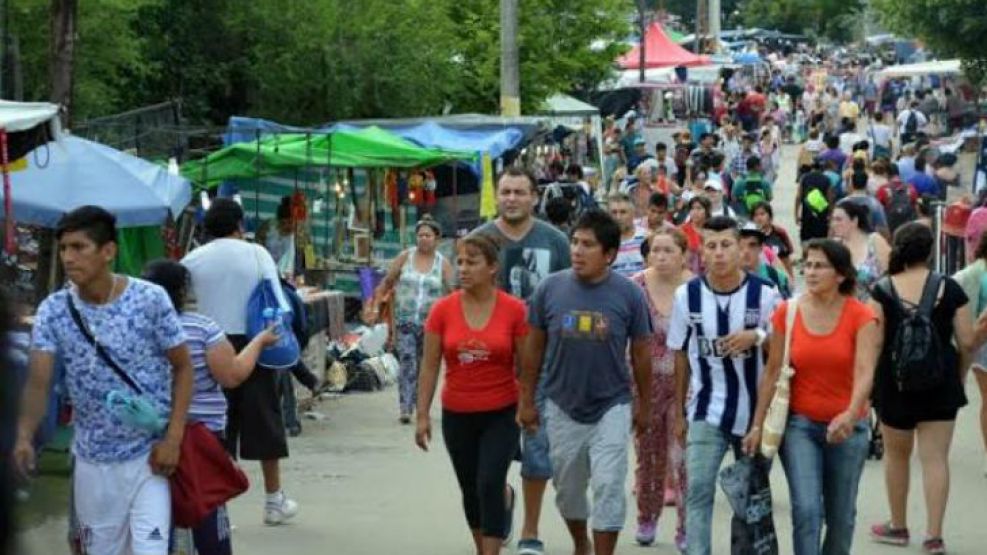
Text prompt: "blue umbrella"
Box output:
[[734, 51, 762, 65], [1, 136, 191, 228]]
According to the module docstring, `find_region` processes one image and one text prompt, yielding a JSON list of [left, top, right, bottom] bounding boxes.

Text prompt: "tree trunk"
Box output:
[[49, 0, 77, 126]]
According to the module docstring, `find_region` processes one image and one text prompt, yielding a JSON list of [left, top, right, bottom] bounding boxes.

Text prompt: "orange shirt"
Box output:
[[771, 298, 876, 423]]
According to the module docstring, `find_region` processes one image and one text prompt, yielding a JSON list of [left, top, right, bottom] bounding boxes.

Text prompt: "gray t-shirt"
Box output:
[[529, 269, 653, 423], [474, 219, 571, 301]]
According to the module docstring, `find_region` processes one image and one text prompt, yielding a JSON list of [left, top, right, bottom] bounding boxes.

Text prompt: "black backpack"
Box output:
[[886, 182, 916, 235], [878, 273, 945, 392], [904, 110, 919, 136]]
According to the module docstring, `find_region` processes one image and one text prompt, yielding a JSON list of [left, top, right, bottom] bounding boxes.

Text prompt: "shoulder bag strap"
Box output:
[[918, 272, 944, 317], [66, 295, 145, 396], [781, 297, 798, 370]]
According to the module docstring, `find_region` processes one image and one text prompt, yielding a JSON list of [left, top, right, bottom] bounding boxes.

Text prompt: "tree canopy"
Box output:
[[737, 0, 863, 43], [872, 0, 987, 88], [9, 0, 633, 125]]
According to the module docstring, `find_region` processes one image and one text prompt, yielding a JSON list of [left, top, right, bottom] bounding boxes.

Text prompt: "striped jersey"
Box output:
[[180, 312, 228, 432], [667, 274, 780, 437]]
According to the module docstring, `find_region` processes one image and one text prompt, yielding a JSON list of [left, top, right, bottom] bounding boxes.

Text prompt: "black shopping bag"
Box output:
[[719, 455, 779, 555]]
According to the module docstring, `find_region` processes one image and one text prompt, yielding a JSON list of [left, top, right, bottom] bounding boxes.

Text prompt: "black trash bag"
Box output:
[[719, 455, 779, 555]]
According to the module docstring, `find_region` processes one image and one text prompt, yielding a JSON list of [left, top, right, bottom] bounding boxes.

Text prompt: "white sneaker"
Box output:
[[263, 493, 299, 525]]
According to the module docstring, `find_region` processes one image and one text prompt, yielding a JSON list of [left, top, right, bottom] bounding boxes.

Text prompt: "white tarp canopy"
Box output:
[[539, 94, 605, 186], [540, 93, 599, 116], [877, 59, 962, 79], [0, 100, 61, 133], [601, 64, 731, 90]]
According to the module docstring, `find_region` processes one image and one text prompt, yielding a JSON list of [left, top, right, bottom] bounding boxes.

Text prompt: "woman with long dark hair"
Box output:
[[830, 201, 890, 302], [868, 223, 983, 554], [143, 260, 278, 554]]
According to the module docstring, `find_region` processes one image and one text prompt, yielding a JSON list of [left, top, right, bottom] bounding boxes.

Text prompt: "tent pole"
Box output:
[[253, 129, 261, 234], [326, 132, 332, 262]]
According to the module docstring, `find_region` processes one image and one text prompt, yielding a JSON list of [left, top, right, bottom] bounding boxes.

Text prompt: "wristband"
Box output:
[[754, 328, 768, 347]]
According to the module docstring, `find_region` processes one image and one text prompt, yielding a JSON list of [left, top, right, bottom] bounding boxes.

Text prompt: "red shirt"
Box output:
[[771, 298, 876, 423], [425, 290, 528, 413]]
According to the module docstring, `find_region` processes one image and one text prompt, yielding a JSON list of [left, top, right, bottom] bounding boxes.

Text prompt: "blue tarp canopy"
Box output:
[[0, 136, 192, 227], [224, 115, 535, 161]]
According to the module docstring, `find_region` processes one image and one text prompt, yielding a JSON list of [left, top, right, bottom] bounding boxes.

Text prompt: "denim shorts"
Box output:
[[520, 382, 553, 480]]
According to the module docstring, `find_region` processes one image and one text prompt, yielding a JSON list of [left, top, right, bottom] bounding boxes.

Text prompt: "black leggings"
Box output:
[[441, 404, 519, 538]]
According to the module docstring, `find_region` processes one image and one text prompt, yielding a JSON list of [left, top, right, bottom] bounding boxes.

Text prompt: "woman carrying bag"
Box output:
[[143, 260, 280, 553], [744, 239, 879, 555]]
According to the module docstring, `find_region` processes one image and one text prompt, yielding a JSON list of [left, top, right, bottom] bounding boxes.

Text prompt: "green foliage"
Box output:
[[872, 0, 987, 87], [737, 0, 864, 42], [9, 0, 633, 124], [10, 0, 158, 121]]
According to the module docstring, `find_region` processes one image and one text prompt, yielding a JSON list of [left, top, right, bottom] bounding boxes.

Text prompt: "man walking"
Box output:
[[607, 193, 646, 277], [15, 206, 193, 555], [475, 167, 570, 555], [181, 198, 299, 525], [668, 216, 780, 555], [519, 209, 652, 555]]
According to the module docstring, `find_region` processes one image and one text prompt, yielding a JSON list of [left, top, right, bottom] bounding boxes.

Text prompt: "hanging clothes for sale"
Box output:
[[423, 170, 437, 208], [479, 153, 497, 219], [372, 170, 385, 239], [384, 169, 400, 230], [686, 85, 714, 115], [408, 171, 424, 206]]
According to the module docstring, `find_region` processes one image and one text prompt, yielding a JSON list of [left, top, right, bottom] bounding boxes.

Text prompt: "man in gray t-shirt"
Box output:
[[474, 215, 569, 302], [519, 210, 652, 555]]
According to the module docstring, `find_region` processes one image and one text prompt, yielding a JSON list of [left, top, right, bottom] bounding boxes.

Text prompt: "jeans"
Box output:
[[520, 377, 552, 480], [780, 414, 869, 555], [685, 421, 743, 555]]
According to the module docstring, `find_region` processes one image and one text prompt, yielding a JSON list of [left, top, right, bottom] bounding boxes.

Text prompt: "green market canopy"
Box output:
[[182, 125, 474, 188]]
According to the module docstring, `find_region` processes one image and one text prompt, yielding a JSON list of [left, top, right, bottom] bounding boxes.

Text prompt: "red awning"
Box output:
[[617, 22, 709, 69]]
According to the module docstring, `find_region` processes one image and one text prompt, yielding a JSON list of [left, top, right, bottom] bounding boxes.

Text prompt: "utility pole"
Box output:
[[499, 0, 520, 117], [709, 0, 721, 50], [695, 0, 708, 54], [636, 0, 649, 83], [50, 0, 78, 126]]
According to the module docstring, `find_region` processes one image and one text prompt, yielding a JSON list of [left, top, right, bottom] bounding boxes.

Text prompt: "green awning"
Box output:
[[181, 126, 474, 188]]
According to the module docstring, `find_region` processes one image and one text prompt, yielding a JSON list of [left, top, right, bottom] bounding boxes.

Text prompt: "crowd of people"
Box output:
[[5, 59, 987, 555]]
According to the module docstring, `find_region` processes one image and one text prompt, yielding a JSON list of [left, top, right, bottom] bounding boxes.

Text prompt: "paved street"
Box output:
[[18, 145, 987, 554]]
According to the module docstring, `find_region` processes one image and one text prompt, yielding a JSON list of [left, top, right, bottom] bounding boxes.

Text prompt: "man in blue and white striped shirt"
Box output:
[[667, 216, 780, 555]]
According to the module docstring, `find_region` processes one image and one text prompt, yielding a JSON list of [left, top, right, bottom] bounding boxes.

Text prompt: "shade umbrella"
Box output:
[[0, 136, 192, 228]]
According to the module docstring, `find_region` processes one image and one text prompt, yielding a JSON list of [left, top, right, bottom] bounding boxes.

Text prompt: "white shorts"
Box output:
[[74, 455, 171, 555], [546, 400, 631, 532]]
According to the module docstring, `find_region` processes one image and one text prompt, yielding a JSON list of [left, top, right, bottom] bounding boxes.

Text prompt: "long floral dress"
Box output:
[[631, 272, 687, 536]]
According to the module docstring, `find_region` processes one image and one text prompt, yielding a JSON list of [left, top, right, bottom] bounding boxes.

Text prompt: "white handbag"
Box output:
[[760, 296, 798, 459]]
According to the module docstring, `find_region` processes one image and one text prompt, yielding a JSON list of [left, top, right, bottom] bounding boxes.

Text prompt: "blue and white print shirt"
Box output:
[[32, 278, 185, 463]]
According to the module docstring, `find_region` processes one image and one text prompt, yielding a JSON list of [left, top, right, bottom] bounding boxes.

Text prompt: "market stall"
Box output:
[[0, 135, 191, 304], [181, 125, 475, 296]]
